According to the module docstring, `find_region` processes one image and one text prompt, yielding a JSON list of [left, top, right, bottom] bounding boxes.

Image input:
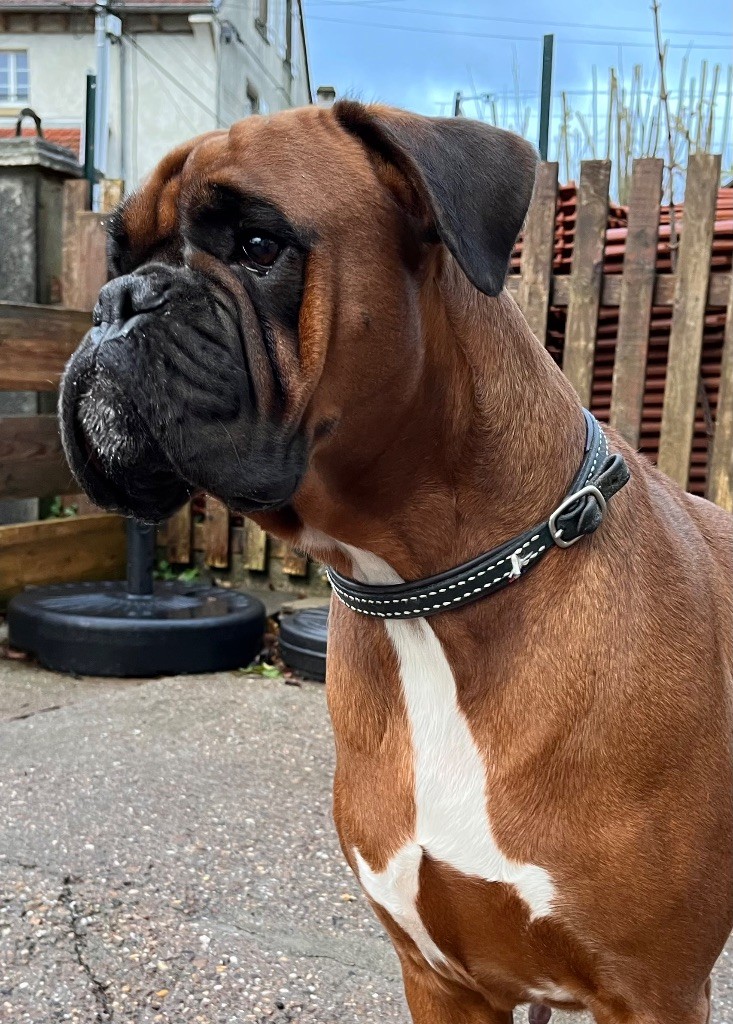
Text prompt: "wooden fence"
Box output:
[[0, 180, 126, 601], [509, 154, 732, 508], [0, 158, 731, 600]]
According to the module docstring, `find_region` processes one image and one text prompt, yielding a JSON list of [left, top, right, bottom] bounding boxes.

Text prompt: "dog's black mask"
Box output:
[[59, 190, 309, 523]]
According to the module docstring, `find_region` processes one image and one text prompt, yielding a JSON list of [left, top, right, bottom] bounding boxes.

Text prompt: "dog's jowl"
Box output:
[[60, 103, 733, 1024]]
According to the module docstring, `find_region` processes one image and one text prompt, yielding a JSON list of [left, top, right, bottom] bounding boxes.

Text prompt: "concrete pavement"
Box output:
[[0, 650, 730, 1023]]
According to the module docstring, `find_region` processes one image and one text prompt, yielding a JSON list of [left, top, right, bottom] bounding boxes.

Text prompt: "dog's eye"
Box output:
[[240, 235, 282, 271]]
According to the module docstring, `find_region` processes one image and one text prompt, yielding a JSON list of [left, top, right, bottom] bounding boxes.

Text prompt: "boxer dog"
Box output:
[[59, 103, 733, 1023]]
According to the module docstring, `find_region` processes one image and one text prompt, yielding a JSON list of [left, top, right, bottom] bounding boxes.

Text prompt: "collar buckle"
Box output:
[[548, 484, 607, 548]]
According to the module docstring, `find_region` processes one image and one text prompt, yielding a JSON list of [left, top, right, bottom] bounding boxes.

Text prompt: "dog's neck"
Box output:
[[264, 263, 586, 582]]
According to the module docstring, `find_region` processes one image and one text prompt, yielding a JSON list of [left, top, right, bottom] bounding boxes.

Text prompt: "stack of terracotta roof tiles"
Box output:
[[512, 184, 732, 497]]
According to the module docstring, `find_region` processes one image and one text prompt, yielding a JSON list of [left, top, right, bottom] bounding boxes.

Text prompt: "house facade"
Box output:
[[0, 0, 311, 187]]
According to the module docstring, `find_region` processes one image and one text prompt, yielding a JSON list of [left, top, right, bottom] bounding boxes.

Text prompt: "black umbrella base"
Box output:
[[8, 580, 266, 677]]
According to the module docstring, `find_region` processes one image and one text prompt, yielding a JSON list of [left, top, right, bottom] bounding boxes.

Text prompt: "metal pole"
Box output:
[[453, 91, 462, 117], [84, 72, 96, 192], [119, 30, 127, 185], [126, 520, 156, 596], [539, 33, 554, 160], [94, 0, 110, 196]]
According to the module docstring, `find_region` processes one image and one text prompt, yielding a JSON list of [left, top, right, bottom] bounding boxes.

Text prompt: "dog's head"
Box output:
[[59, 103, 536, 523]]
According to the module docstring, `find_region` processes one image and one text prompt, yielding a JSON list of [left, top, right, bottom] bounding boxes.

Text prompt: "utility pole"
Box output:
[[92, 0, 121, 208], [94, 0, 110, 193], [538, 33, 554, 160], [84, 72, 96, 194]]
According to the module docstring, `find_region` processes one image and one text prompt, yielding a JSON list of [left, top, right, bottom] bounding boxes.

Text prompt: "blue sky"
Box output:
[[304, 0, 732, 166]]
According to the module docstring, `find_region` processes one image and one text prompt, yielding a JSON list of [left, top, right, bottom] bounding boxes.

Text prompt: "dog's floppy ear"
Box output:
[[334, 101, 537, 297]]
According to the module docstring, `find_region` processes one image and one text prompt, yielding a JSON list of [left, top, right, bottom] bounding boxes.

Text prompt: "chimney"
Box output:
[[316, 86, 337, 109]]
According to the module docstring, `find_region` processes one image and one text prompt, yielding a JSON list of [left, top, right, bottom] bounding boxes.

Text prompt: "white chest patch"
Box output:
[[318, 539, 557, 970]]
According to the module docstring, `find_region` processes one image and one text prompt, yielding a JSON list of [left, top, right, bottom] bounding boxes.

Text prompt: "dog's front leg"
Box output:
[[400, 957, 513, 1024]]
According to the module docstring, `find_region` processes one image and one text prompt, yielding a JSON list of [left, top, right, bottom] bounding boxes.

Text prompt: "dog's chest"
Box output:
[[351, 614, 557, 968]]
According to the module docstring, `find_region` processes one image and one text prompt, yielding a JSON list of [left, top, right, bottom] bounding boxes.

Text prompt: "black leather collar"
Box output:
[[327, 411, 630, 620]]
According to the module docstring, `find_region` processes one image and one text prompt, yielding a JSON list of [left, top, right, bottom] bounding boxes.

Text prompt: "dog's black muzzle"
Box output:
[[59, 264, 306, 522]]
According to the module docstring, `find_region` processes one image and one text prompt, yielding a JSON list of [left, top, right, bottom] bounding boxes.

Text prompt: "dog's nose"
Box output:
[[93, 269, 172, 327]]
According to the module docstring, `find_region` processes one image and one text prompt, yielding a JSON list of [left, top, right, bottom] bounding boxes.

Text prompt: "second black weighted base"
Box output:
[[279, 606, 329, 682]]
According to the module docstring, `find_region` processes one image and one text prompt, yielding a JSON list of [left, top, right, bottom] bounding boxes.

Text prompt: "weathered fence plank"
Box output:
[[204, 496, 230, 569], [99, 178, 124, 215], [0, 514, 126, 601], [64, 211, 110, 311], [269, 537, 288, 559], [707, 269, 733, 511], [282, 546, 309, 577], [166, 503, 192, 565], [0, 302, 89, 391], [61, 177, 119, 311], [0, 415, 73, 500], [243, 519, 268, 571], [517, 162, 558, 344], [610, 158, 664, 447], [61, 179, 91, 308], [657, 153, 722, 487], [563, 160, 611, 405]]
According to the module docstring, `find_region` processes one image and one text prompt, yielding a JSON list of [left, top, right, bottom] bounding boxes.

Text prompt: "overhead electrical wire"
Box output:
[[302, 1, 732, 38], [306, 14, 732, 50]]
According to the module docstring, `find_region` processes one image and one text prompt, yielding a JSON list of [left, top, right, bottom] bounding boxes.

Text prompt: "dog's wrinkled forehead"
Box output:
[[108, 107, 382, 276]]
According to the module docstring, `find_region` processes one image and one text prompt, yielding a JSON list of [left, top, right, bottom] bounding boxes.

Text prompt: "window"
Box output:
[[255, 0, 268, 40], [246, 82, 260, 116], [0, 51, 29, 104]]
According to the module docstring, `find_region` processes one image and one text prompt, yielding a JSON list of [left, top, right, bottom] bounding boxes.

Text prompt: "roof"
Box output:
[[0, 0, 215, 10], [0, 126, 81, 156]]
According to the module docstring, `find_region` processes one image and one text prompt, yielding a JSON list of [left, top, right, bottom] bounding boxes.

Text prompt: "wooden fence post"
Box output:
[[707, 269, 733, 511], [610, 158, 663, 448], [562, 160, 611, 406], [61, 179, 90, 308], [204, 495, 230, 569], [166, 503, 193, 565], [283, 546, 309, 577], [243, 519, 268, 572], [99, 178, 124, 214], [657, 153, 721, 487], [60, 178, 121, 312], [517, 162, 558, 345]]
